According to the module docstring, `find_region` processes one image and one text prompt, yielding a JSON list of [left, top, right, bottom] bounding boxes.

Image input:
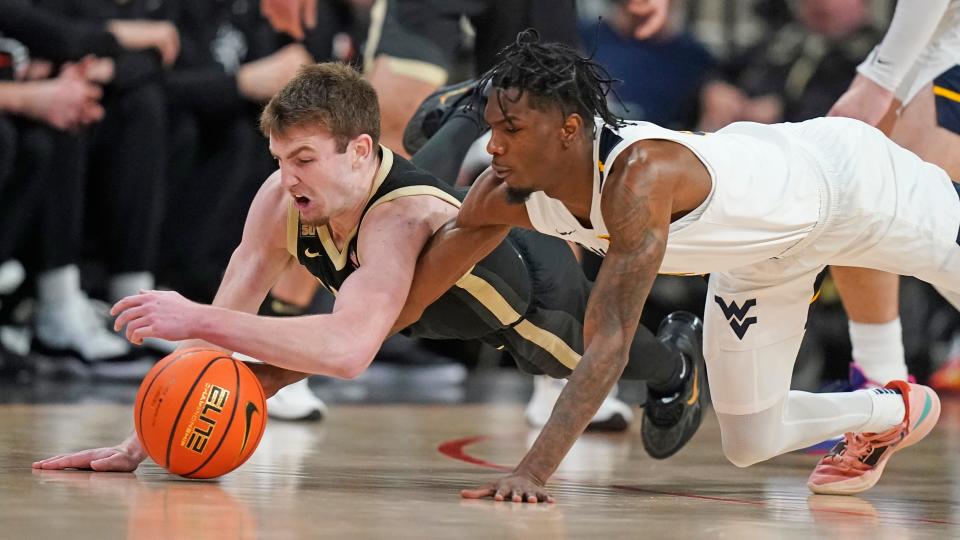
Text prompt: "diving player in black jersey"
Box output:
[[33, 62, 705, 475]]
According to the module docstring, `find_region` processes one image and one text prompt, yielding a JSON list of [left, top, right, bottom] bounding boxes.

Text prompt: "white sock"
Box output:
[[860, 387, 906, 433], [849, 318, 908, 384], [108, 272, 155, 303], [37, 265, 81, 304]]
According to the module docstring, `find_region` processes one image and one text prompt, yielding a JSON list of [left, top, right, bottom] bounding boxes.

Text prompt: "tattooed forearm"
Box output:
[[513, 156, 672, 484]]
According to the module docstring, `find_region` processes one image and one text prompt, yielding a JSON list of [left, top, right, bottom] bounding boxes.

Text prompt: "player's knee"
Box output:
[[721, 442, 767, 469], [718, 412, 781, 468]]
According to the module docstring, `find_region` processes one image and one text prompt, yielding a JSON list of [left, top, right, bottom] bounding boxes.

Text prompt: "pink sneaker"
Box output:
[[807, 380, 941, 495], [798, 365, 916, 455]]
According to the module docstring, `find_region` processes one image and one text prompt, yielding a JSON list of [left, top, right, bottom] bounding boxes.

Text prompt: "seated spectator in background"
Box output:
[[160, 0, 357, 302], [580, 0, 713, 128], [0, 1, 166, 370], [22, 0, 178, 366], [699, 0, 881, 131]]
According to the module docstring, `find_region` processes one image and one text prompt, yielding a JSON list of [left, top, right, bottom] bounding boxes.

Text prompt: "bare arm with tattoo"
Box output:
[[461, 141, 683, 503]]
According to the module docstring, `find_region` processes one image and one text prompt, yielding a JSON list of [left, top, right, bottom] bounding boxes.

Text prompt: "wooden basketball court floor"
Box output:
[[3, 396, 960, 539]]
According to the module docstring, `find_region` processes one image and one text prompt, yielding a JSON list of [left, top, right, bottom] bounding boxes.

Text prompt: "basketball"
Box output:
[[133, 348, 267, 479]]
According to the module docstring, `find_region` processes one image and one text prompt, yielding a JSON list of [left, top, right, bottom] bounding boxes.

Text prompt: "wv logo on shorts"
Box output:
[[714, 295, 757, 340]]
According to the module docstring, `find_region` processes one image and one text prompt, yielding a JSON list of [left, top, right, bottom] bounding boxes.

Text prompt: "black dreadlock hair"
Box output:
[[475, 28, 627, 138]]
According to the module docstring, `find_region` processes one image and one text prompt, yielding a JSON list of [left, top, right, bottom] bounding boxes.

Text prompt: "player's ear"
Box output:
[[561, 113, 584, 147], [350, 134, 374, 166]]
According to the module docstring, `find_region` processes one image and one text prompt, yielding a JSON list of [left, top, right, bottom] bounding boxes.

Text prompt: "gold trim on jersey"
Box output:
[[316, 276, 338, 297], [356, 185, 463, 266], [934, 85, 960, 103], [367, 185, 462, 211], [315, 147, 395, 271], [285, 147, 395, 269], [454, 273, 581, 370], [286, 199, 299, 258]]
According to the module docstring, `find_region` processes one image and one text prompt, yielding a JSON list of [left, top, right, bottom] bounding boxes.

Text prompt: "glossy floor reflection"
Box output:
[[4, 399, 960, 538]]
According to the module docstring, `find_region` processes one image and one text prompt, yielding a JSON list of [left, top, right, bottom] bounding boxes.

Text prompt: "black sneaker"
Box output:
[[402, 78, 486, 155], [641, 311, 707, 459]]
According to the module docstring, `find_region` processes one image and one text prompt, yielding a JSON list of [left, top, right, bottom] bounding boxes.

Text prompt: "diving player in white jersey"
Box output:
[[403, 31, 958, 502], [828, 0, 960, 390]]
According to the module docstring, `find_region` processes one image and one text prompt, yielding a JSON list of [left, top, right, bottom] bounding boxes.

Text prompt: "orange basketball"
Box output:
[[134, 348, 267, 479]]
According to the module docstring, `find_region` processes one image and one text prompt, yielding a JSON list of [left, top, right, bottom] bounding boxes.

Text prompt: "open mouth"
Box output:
[[293, 195, 311, 209]]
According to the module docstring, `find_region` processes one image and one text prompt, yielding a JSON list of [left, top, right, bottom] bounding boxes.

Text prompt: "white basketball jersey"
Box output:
[[524, 119, 828, 274]]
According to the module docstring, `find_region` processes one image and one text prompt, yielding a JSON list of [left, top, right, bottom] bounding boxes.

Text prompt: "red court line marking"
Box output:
[[437, 435, 512, 471], [437, 432, 955, 526]]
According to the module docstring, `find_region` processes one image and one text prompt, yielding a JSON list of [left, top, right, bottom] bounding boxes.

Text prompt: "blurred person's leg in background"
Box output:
[[87, 82, 167, 304]]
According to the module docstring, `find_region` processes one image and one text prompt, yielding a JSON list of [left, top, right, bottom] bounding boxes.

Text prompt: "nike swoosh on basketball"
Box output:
[[239, 401, 259, 455], [304, 248, 320, 258]]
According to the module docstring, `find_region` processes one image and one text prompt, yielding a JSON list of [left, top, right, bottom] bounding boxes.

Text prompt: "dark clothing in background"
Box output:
[[725, 23, 882, 121], [373, 0, 580, 75], [579, 21, 714, 128], [0, 0, 120, 62]]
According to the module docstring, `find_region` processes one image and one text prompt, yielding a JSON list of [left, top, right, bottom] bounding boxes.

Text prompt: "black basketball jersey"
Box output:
[[287, 148, 462, 294], [285, 147, 533, 340]]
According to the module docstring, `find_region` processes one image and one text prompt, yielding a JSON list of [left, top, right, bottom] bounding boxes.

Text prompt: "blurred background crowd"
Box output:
[[1, 0, 957, 405]]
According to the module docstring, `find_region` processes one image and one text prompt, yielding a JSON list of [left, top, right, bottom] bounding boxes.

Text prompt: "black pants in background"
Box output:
[[85, 82, 167, 276]]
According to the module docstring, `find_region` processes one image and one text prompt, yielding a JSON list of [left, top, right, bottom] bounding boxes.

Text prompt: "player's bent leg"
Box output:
[[827, 267, 909, 388], [830, 267, 900, 325], [718, 387, 908, 468], [641, 311, 707, 459], [701, 265, 909, 474], [891, 81, 960, 180], [366, 56, 444, 158], [403, 78, 485, 156]]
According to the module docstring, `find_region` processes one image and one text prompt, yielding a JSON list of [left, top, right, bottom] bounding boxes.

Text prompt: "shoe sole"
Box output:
[[585, 413, 630, 432], [807, 387, 941, 495]]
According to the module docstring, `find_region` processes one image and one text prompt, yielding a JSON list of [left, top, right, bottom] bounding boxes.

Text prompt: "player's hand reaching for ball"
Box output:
[[461, 472, 555, 503], [111, 290, 203, 345], [32, 434, 147, 472]]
